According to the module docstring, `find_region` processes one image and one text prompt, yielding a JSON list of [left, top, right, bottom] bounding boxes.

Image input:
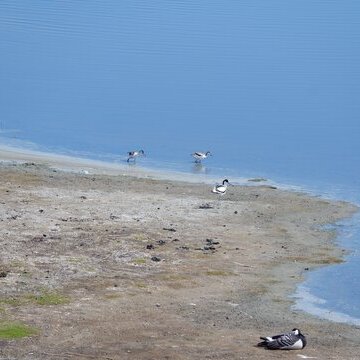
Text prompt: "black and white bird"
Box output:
[[212, 179, 229, 195], [127, 149, 145, 162], [191, 151, 211, 163], [257, 328, 307, 350]]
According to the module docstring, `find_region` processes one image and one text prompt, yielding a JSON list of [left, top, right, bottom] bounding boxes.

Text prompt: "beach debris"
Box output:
[[248, 178, 268, 182], [146, 244, 154, 250], [176, 246, 190, 251], [297, 355, 317, 359], [198, 203, 214, 209], [162, 227, 176, 232], [151, 256, 161, 262], [206, 239, 219, 245], [257, 328, 307, 350], [157, 240, 166, 245], [0, 271, 8, 278], [194, 239, 221, 252]]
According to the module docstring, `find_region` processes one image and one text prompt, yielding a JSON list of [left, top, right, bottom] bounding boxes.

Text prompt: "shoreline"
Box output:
[[0, 144, 247, 185], [0, 146, 359, 359]]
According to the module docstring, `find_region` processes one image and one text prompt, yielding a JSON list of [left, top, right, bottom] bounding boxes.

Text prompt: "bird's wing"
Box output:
[[267, 332, 299, 349]]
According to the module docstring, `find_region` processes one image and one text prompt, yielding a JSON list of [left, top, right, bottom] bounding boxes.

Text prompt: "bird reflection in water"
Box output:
[[191, 163, 210, 174]]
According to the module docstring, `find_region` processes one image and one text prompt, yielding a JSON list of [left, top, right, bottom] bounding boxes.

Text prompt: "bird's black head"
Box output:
[[222, 179, 229, 185], [206, 151, 212, 156], [139, 150, 145, 155]]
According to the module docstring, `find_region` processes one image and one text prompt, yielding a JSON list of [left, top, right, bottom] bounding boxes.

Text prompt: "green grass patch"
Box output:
[[206, 270, 233, 276], [26, 292, 69, 306], [0, 322, 37, 339], [0, 297, 25, 307], [134, 281, 147, 288], [133, 258, 146, 265], [0, 291, 69, 307]]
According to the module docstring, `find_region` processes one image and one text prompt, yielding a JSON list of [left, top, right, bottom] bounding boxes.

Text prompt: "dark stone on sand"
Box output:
[[206, 239, 220, 245], [157, 240, 166, 245], [198, 203, 214, 209], [163, 227, 176, 232], [0, 271, 8, 278], [151, 256, 161, 262], [146, 244, 155, 250]]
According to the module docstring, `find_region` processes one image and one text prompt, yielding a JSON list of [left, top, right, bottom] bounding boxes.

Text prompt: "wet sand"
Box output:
[[0, 148, 359, 359]]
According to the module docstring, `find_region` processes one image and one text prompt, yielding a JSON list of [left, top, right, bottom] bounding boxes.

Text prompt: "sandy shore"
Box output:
[[0, 147, 359, 359]]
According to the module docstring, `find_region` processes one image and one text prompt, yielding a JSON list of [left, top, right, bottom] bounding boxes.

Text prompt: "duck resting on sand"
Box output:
[[212, 179, 229, 195], [257, 328, 307, 350]]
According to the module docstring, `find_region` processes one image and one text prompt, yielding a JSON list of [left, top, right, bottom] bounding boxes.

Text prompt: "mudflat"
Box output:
[[0, 151, 359, 359]]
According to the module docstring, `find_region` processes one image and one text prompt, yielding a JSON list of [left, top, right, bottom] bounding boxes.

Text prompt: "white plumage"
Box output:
[[191, 151, 211, 163], [127, 149, 145, 162], [212, 179, 229, 195], [257, 328, 307, 350]]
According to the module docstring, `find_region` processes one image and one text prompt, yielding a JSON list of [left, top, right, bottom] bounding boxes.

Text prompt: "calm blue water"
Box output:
[[1, 1, 360, 325]]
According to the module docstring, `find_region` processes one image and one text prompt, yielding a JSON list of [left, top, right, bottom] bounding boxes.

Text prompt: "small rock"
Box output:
[[206, 239, 220, 245], [157, 240, 166, 245], [146, 244, 155, 250], [151, 256, 161, 262], [0, 271, 8, 278], [198, 203, 214, 209], [163, 227, 176, 232]]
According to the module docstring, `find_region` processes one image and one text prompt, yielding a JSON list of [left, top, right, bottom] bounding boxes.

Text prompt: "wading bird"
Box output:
[[127, 150, 145, 162], [191, 151, 211, 163]]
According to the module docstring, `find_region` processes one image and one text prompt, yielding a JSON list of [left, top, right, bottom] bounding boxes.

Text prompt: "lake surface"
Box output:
[[1, 0, 360, 325]]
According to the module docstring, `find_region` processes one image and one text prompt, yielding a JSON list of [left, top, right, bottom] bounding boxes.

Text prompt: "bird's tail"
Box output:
[[257, 341, 268, 347]]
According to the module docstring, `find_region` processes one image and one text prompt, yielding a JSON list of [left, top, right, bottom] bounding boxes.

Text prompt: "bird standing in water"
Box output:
[[127, 150, 145, 162], [257, 328, 307, 350], [191, 151, 211, 163], [212, 179, 229, 195]]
